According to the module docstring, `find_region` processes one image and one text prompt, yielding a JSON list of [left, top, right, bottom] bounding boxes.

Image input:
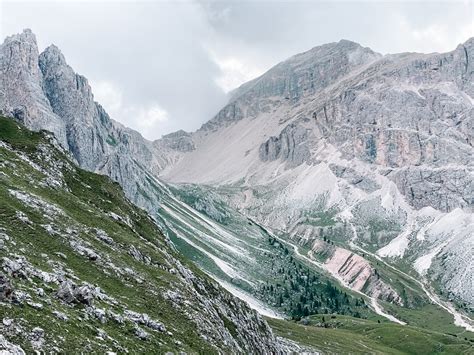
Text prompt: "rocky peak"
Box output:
[[288, 39, 380, 66], [40, 44, 67, 67], [1, 29, 167, 217], [161, 129, 191, 139], [202, 39, 382, 132], [156, 129, 195, 152], [39, 45, 94, 107], [3, 28, 37, 49], [1, 28, 40, 80], [0, 29, 67, 146]]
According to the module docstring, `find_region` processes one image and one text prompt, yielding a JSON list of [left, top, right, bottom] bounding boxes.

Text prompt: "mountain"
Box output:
[[0, 116, 290, 353], [156, 38, 474, 312], [1, 28, 473, 346], [0, 29, 177, 220]]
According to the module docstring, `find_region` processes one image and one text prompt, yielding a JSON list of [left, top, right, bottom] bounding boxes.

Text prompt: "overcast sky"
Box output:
[[1, 0, 473, 140]]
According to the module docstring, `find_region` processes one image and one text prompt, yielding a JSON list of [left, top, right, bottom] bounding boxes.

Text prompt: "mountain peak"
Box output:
[[292, 38, 381, 65], [338, 38, 359, 45], [216, 39, 382, 127], [40, 44, 67, 66], [1, 28, 40, 66], [3, 28, 37, 46]]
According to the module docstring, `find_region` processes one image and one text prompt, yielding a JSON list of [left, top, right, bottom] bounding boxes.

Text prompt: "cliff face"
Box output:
[[0, 30, 182, 219], [0, 29, 67, 146]]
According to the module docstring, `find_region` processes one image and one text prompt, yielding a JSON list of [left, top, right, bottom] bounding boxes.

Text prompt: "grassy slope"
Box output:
[[161, 183, 377, 319], [267, 315, 474, 354], [0, 117, 268, 353]]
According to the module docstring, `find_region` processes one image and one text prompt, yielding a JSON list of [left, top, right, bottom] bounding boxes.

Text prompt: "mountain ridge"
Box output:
[[1, 29, 473, 336]]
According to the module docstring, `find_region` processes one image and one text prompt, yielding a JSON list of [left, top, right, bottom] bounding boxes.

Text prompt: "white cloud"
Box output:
[[399, 17, 473, 53], [90, 80, 169, 140], [208, 50, 264, 93], [91, 80, 123, 111], [136, 105, 169, 129]]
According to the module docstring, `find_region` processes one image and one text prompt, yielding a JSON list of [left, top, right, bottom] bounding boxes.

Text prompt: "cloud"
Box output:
[[398, 18, 473, 53], [134, 104, 169, 129], [91, 81, 123, 112], [207, 50, 264, 93], [91, 80, 169, 140], [2, 0, 472, 139]]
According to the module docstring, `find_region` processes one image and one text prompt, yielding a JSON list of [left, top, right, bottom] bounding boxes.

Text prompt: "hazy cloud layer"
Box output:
[[1, 0, 472, 140]]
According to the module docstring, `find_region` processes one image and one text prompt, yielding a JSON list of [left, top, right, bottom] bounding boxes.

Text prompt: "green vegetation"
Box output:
[[257, 236, 372, 320], [158, 183, 377, 322], [267, 315, 474, 354], [0, 116, 260, 353], [106, 134, 118, 146]]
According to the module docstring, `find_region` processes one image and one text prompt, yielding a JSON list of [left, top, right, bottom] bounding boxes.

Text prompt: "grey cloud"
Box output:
[[1, 0, 472, 139]]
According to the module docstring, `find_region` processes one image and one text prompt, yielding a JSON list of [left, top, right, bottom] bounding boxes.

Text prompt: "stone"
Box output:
[[56, 280, 76, 304], [134, 326, 149, 340], [52, 311, 69, 321], [0, 335, 25, 355], [74, 284, 94, 305], [0, 273, 13, 301]]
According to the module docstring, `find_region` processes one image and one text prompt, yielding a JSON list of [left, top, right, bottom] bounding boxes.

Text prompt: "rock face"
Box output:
[[310, 241, 402, 305], [259, 122, 311, 167], [39, 44, 108, 171], [157, 130, 195, 153], [0, 29, 67, 146]]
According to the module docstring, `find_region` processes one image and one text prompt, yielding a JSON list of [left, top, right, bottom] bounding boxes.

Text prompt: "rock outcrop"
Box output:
[[259, 122, 311, 167], [0, 29, 67, 146]]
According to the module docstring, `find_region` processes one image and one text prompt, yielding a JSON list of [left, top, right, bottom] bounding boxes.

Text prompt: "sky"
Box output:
[[1, 0, 473, 140]]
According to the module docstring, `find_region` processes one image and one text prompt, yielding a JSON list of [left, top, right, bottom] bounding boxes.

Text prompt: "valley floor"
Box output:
[[267, 315, 474, 354]]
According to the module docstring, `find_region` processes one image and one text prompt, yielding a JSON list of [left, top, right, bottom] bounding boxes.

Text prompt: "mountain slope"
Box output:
[[0, 29, 174, 220], [0, 116, 284, 353], [156, 38, 474, 315], [268, 315, 474, 354], [0, 29, 472, 337]]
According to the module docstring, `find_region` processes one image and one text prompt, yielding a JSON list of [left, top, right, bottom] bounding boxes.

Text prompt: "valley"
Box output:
[[0, 27, 473, 353]]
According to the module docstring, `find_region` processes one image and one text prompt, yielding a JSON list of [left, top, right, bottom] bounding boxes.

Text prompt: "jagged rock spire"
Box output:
[[0, 29, 67, 146]]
